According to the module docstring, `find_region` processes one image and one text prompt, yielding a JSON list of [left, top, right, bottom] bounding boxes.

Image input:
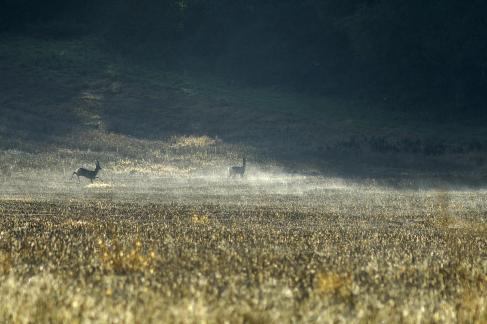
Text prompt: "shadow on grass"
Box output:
[[1, 35, 486, 187]]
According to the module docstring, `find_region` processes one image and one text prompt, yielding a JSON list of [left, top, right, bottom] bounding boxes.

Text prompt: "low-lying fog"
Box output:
[[2, 162, 487, 219], [1, 164, 347, 203]]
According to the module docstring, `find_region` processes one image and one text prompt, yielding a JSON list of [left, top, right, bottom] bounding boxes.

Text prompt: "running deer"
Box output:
[[72, 160, 102, 183], [229, 157, 246, 178]]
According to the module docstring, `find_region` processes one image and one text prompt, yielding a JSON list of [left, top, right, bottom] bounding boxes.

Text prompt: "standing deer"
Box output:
[[72, 160, 102, 183], [229, 157, 246, 178]]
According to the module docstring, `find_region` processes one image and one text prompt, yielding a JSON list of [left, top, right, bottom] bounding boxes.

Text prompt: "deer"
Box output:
[[72, 160, 102, 183], [229, 157, 246, 178]]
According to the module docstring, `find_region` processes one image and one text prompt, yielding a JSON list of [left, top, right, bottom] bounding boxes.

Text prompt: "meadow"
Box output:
[[1, 36, 487, 323], [1, 164, 486, 322]]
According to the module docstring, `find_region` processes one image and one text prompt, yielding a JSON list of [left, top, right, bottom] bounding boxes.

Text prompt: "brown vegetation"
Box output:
[[1, 192, 486, 322]]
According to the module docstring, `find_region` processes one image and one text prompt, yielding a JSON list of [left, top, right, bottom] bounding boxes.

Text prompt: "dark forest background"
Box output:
[[2, 0, 486, 117]]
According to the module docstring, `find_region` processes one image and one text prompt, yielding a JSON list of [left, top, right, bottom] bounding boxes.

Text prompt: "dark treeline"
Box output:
[[2, 0, 487, 114]]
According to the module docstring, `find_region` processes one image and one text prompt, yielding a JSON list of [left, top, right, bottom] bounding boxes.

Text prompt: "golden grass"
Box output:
[[86, 182, 112, 189], [0, 250, 11, 274], [0, 192, 486, 322], [170, 135, 218, 148], [191, 213, 210, 225], [315, 272, 352, 298], [97, 239, 156, 275]]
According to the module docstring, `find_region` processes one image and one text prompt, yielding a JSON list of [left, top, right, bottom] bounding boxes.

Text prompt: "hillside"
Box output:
[[1, 36, 486, 185]]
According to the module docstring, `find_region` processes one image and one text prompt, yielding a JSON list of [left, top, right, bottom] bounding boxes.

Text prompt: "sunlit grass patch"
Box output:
[[315, 271, 353, 298], [426, 190, 487, 237], [97, 239, 156, 275], [0, 250, 12, 274], [191, 213, 210, 225], [170, 135, 218, 148], [86, 182, 112, 189], [427, 190, 465, 230], [457, 291, 487, 323], [62, 219, 94, 229]]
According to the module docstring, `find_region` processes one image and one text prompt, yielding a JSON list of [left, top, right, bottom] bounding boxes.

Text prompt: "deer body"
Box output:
[[229, 158, 246, 178], [72, 161, 102, 183]]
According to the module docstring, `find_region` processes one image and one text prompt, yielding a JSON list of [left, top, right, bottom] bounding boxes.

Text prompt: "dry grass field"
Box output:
[[1, 173, 486, 323]]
